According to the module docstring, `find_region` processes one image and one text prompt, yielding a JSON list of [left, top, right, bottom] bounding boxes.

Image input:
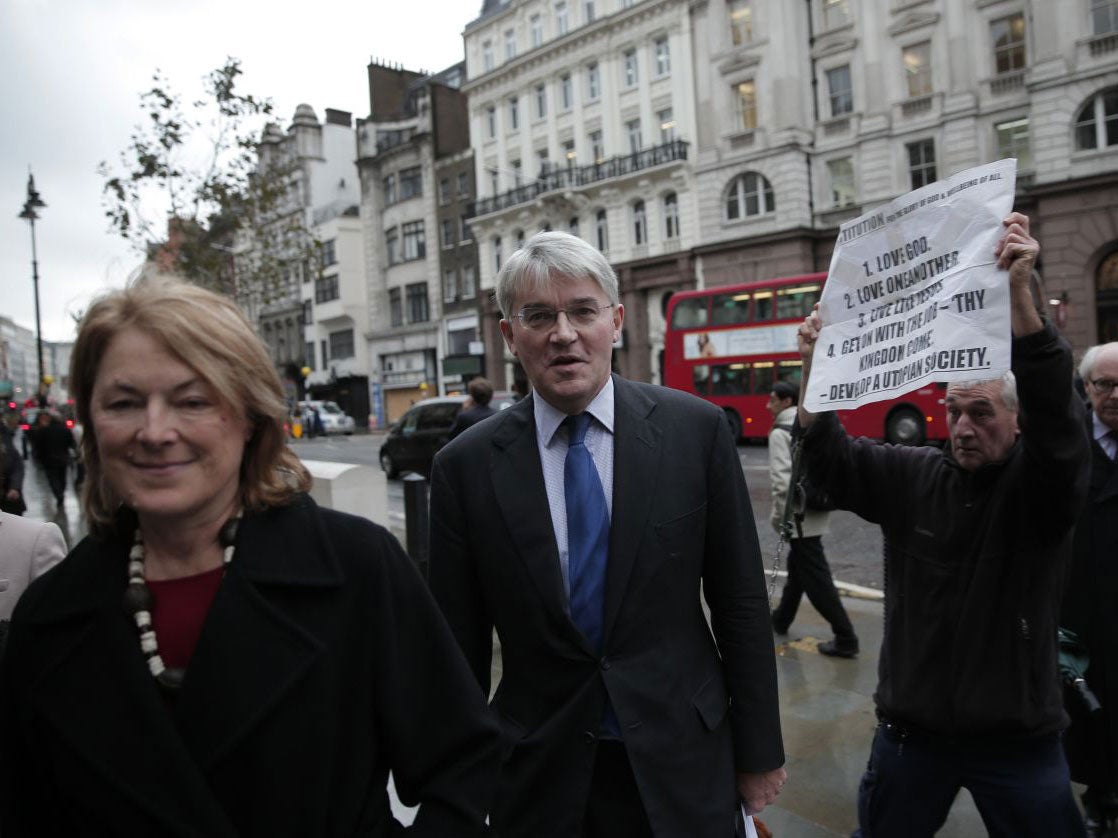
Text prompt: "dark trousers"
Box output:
[[854, 724, 1086, 837], [772, 536, 855, 639], [44, 463, 67, 504], [583, 741, 652, 838]]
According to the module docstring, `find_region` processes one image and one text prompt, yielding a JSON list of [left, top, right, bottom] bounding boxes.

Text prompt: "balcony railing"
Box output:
[[468, 139, 688, 218], [990, 69, 1025, 96]]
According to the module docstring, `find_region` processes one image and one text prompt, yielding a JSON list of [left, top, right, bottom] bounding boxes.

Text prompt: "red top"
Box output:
[[147, 566, 225, 670]]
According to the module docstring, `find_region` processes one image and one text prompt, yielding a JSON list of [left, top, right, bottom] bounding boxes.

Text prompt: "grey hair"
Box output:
[[1079, 342, 1118, 382], [495, 231, 619, 318], [948, 371, 1018, 412]]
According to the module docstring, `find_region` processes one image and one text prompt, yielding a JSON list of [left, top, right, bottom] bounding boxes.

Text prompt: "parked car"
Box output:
[[296, 400, 356, 436], [378, 392, 517, 478]]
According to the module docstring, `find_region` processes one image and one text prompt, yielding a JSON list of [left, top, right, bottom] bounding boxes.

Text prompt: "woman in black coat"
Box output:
[[0, 278, 499, 837]]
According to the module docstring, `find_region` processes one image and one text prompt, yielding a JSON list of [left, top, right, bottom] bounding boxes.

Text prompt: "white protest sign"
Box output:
[[803, 158, 1017, 413]]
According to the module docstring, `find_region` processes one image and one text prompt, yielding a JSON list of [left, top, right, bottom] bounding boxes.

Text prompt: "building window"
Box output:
[[535, 84, 547, 119], [457, 172, 469, 196], [730, 0, 754, 45], [483, 41, 494, 72], [508, 158, 521, 187], [995, 117, 1032, 169], [383, 173, 397, 205], [654, 37, 671, 77], [658, 108, 676, 143], [402, 220, 426, 261], [663, 192, 680, 239], [515, 229, 526, 250], [1075, 90, 1118, 150], [560, 74, 573, 110], [385, 227, 399, 266], [903, 42, 932, 98], [632, 200, 647, 245], [570, 216, 581, 236], [626, 119, 642, 153], [536, 149, 550, 177], [822, 0, 850, 29], [735, 80, 757, 131], [305, 340, 315, 371], [315, 274, 339, 303], [587, 62, 601, 100], [462, 264, 477, 299], [319, 238, 337, 268], [400, 167, 422, 200], [907, 139, 937, 189], [505, 29, 517, 60], [725, 172, 775, 220], [486, 107, 497, 139], [406, 283, 429, 323], [589, 129, 604, 162], [489, 168, 499, 194], [441, 219, 455, 248], [624, 49, 638, 87], [531, 14, 543, 47], [991, 13, 1026, 75], [595, 209, 609, 252], [302, 299, 312, 327], [827, 157, 856, 207], [460, 214, 473, 242], [494, 236, 503, 272], [827, 65, 853, 117], [439, 178, 450, 204], [562, 139, 577, 165], [389, 287, 403, 327], [509, 97, 520, 131], [556, 0, 569, 35], [329, 328, 355, 360], [1092, 0, 1118, 35], [444, 268, 458, 302], [584, 0, 595, 24]]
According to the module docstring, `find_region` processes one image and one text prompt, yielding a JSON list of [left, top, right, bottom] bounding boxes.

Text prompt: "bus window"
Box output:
[[752, 290, 773, 321], [711, 292, 751, 326], [775, 284, 822, 320], [692, 364, 711, 394], [752, 362, 774, 394], [671, 298, 708, 329], [711, 364, 749, 396], [777, 360, 803, 386]]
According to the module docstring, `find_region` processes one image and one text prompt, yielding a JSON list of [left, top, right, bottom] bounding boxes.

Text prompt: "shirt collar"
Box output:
[[536, 376, 616, 447], [1092, 411, 1115, 444]]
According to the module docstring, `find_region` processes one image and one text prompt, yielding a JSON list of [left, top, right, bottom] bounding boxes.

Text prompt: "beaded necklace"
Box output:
[[123, 515, 240, 691]]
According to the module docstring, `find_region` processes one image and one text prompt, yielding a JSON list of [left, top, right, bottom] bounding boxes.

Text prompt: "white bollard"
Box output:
[[301, 460, 389, 528]]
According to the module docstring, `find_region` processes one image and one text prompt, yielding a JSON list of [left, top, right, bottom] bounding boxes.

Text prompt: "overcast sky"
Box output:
[[2, 0, 475, 343]]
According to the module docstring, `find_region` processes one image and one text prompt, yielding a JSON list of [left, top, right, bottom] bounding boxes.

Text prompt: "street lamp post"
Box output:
[[18, 172, 47, 404]]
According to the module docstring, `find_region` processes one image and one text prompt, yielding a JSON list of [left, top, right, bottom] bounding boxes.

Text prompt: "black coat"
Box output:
[[429, 375, 784, 837], [1062, 413, 1118, 787], [0, 495, 500, 837]]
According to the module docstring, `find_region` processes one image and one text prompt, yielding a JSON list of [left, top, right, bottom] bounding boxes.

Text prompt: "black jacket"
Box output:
[[0, 495, 500, 836], [804, 323, 1088, 738]]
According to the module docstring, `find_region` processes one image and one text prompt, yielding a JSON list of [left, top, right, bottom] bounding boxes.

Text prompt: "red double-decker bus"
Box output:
[[663, 272, 947, 444]]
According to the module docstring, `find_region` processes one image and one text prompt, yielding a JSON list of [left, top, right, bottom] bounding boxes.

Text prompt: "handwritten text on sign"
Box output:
[[803, 159, 1017, 413]]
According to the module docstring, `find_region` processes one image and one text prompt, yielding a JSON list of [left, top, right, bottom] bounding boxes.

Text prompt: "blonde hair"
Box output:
[[71, 276, 311, 536]]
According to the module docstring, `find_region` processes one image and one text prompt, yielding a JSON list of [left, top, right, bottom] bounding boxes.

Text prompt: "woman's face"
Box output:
[[89, 328, 251, 529]]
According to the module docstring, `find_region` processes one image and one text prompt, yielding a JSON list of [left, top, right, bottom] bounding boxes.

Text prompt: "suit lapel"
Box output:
[[490, 397, 575, 633], [174, 497, 336, 770], [1087, 413, 1118, 503], [603, 377, 663, 645], [25, 540, 239, 836]]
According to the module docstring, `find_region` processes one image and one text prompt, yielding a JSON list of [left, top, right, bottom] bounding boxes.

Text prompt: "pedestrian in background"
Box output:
[[1062, 340, 1118, 836], [0, 509, 66, 642], [0, 415, 26, 516], [448, 377, 497, 440], [766, 380, 858, 658], [30, 410, 75, 510], [429, 231, 785, 837], [0, 277, 499, 837], [796, 213, 1088, 836]]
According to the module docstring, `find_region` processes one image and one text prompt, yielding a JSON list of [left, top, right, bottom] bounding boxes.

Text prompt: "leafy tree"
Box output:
[[99, 58, 317, 314]]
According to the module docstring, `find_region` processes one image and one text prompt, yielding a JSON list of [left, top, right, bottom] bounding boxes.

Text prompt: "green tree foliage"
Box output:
[[99, 58, 317, 310]]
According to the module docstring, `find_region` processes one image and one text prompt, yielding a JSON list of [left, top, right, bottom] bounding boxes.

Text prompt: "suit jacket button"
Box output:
[[583, 730, 596, 743], [600, 658, 610, 671]]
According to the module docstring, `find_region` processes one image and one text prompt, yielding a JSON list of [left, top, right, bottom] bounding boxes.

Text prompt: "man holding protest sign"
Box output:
[[796, 212, 1089, 836]]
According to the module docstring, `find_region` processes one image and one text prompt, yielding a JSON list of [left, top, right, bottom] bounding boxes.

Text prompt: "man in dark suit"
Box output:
[[429, 231, 785, 837], [1063, 341, 1118, 836], [448, 377, 498, 440]]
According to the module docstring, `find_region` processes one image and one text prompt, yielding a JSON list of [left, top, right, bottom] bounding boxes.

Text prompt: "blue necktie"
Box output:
[[564, 413, 609, 653]]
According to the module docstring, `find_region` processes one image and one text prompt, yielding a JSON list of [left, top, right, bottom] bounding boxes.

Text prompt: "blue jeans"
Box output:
[[853, 723, 1086, 837]]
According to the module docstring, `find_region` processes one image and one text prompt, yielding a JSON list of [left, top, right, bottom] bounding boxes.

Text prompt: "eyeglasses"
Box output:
[[1091, 378, 1118, 395], [514, 302, 615, 331]]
